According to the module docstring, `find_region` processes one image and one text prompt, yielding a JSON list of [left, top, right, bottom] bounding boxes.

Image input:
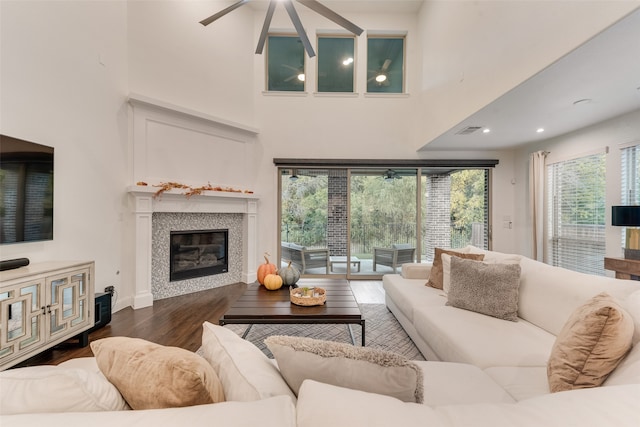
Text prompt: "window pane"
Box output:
[[318, 37, 354, 92], [350, 169, 417, 273], [267, 36, 305, 92], [620, 143, 640, 249], [422, 169, 489, 262], [547, 153, 606, 275], [367, 37, 404, 93], [621, 144, 640, 204]]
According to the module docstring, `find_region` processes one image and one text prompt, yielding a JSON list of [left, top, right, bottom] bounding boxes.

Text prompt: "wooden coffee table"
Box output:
[[219, 280, 365, 346]]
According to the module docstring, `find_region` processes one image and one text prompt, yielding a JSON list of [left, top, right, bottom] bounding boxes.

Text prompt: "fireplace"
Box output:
[[170, 229, 228, 281]]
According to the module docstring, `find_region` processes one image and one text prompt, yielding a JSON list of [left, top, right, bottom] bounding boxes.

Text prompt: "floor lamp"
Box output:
[[612, 206, 640, 260]]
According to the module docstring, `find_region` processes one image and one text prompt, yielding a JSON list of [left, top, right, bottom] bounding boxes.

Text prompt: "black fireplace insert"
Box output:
[[169, 229, 228, 281]]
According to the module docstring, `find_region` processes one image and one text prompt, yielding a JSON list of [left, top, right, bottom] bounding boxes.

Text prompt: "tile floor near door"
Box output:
[[348, 280, 386, 304]]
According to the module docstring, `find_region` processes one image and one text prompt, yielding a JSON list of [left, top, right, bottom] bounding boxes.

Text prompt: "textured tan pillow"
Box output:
[[91, 337, 225, 409], [446, 256, 521, 321], [426, 248, 484, 289], [547, 293, 634, 393], [265, 335, 423, 403]]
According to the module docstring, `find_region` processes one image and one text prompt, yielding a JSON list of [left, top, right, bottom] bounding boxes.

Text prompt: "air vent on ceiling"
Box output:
[[455, 126, 483, 135]]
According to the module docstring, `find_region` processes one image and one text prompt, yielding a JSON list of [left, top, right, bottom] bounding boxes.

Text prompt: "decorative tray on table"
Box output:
[[290, 287, 326, 306]]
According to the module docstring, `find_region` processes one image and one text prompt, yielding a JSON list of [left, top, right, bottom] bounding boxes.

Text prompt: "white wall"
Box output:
[[1, 0, 129, 309], [512, 109, 640, 268]]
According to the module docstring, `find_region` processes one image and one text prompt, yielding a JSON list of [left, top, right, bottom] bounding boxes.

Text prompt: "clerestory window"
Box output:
[[266, 35, 305, 92], [317, 36, 355, 93], [367, 36, 405, 94]]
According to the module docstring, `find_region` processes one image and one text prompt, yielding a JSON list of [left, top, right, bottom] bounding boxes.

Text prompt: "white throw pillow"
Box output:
[[200, 322, 296, 402], [0, 365, 129, 414], [265, 335, 424, 403]]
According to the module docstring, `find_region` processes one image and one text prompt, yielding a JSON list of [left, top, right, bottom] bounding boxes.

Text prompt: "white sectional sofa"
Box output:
[[2, 247, 639, 426]]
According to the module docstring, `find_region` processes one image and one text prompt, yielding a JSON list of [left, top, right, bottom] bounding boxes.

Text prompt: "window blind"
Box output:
[[620, 143, 640, 248], [621, 143, 640, 204], [547, 152, 606, 275]]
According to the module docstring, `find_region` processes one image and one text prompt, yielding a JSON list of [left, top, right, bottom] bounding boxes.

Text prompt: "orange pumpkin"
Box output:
[[263, 273, 283, 291], [257, 252, 277, 285]]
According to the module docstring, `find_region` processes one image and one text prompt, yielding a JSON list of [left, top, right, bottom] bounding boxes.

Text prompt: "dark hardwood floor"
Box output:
[[14, 282, 248, 368], [13, 280, 384, 368]]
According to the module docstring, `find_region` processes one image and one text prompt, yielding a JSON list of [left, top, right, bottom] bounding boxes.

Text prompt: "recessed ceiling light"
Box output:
[[342, 57, 354, 66], [536, 128, 545, 133], [573, 98, 592, 106], [482, 128, 490, 134]]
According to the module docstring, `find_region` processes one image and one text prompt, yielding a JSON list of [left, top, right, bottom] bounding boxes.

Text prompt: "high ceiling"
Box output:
[[248, 0, 424, 14], [422, 7, 640, 151]]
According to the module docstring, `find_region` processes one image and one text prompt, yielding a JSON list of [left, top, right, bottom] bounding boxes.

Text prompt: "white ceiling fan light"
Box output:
[[200, 0, 364, 58], [369, 58, 392, 85]]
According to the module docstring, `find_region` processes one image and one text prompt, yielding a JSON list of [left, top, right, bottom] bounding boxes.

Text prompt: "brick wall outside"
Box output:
[[327, 172, 348, 256], [424, 174, 451, 261]]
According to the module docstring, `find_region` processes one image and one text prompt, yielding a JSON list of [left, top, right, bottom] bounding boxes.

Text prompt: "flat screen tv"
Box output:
[[0, 134, 54, 244]]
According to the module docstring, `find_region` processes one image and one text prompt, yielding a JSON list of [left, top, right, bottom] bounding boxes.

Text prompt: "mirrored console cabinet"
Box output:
[[0, 261, 95, 370]]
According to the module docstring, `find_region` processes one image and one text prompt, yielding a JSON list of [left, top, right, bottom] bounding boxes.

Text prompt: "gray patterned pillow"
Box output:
[[446, 257, 522, 321], [265, 335, 424, 403]]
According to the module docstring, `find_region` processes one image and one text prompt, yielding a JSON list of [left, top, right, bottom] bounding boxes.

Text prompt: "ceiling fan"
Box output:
[[368, 58, 392, 86], [282, 64, 305, 82], [383, 169, 401, 182], [200, 0, 364, 58]]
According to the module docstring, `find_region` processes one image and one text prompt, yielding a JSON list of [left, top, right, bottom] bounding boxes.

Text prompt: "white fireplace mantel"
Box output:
[[127, 186, 258, 309]]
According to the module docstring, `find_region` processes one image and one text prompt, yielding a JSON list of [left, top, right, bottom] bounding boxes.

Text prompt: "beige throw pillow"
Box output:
[[265, 335, 424, 403], [91, 337, 225, 409], [446, 256, 521, 321], [547, 293, 634, 393], [426, 247, 484, 290]]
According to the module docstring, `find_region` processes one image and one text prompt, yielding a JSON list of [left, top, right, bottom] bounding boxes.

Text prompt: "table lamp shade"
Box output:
[[612, 206, 640, 260], [611, 206, 640, 226]]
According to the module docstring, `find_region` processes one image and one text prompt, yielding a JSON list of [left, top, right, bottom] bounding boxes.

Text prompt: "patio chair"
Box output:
[[373, 244, 416, 273], [281, 242, 330, 274]]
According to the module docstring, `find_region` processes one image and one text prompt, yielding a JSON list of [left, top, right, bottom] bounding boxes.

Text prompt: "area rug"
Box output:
[[224, 304, 426, 360]]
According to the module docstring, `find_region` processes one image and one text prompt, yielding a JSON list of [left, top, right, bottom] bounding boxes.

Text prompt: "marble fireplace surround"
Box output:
[[127, 187, 258, 309]]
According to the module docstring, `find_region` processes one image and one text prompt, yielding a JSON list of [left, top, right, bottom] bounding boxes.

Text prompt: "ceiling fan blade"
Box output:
[[296, 0, 364, 36], [284, 74, 298, 82], [200, 0, 249, 26], [283, 0, 316, 58], [255, 0, 277, 54], [381, 59, 392, 72]]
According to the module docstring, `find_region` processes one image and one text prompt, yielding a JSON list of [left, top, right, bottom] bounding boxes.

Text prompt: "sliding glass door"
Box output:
[[278, 164, 491, 278], [350, 169, 417, 276]]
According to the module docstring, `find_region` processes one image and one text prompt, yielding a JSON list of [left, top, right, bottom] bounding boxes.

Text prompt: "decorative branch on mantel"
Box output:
[[135, 181, 254, 199]]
